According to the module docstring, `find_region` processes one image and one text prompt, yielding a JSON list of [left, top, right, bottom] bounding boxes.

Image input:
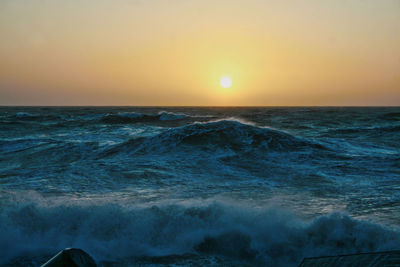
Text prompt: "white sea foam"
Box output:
[[1, 192, 399, 266]]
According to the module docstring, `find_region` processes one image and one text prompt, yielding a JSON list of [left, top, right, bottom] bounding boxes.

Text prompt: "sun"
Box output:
[[220, 76, 232, 88]]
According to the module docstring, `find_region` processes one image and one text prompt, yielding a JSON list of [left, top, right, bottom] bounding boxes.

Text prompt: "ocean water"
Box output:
[[0, 107, 399, 266]]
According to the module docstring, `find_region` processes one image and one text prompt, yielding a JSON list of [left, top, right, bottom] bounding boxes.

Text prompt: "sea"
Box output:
[[0, 107, 399, 266]]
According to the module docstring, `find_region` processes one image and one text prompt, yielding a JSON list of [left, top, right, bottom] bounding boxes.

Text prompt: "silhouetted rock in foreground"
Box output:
[[299, 250, 400, 267], [41, 248, 96, 267]]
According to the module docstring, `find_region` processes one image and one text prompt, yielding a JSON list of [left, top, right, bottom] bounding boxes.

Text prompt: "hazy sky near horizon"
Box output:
[[0, 0, 399, 106]]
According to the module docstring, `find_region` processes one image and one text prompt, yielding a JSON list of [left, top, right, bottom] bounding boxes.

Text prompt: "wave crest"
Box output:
[[112, 120, 324, 155]]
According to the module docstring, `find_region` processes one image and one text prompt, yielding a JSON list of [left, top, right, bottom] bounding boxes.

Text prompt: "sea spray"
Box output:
[[1, 107, 399, 266], [1, 193, 400, 266]]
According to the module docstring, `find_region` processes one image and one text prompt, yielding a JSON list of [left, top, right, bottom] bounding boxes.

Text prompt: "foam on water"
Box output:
[[1, 192, 400, 266], [0, 107, 399, 266]]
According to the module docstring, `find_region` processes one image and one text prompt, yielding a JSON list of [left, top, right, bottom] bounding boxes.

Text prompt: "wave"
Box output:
[[2, 111, 208, 126], [328, 125, 400, 135], [379, 111, 400, 121], [106, 119, 325, 156], [100, 111, 189, 123], [13, 112, 63, 121], [15, 112, 37, 118], [1, 194, 399, 266], [1, 112, 68, 126], [5, 119, 325, 167], [0, 138, 103, 168], [0, 139, 52, 153]]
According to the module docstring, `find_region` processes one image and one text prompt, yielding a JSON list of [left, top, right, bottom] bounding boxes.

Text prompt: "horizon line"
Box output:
[[0, 105, 399, 108]]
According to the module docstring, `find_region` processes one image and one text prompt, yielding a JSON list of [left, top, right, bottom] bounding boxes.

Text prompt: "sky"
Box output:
[[0, 0, 399, 106]]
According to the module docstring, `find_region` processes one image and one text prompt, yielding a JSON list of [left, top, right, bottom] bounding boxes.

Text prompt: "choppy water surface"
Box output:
[[1, 107, 399, 266]]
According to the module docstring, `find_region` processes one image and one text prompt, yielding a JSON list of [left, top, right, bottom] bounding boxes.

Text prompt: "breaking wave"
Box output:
[[1, 194, 399, 266], [107, 119, 326, 155]]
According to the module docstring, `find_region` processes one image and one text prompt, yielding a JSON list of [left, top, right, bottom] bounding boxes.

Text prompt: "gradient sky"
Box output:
[[1, 0, 399, 106]]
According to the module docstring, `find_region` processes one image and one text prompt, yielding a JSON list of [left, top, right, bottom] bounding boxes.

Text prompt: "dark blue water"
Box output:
[[1, 107, 399, 266]]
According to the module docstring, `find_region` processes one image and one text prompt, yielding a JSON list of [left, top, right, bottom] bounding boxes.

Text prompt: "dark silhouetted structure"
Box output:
[[299, 250, 400, 267], [41, 248, 96, 267]]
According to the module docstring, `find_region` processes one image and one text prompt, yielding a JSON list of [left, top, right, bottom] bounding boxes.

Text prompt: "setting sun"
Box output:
[[220, 76, 232, 88], [0, 1, 399, 266], [0, 0, 399, 106]]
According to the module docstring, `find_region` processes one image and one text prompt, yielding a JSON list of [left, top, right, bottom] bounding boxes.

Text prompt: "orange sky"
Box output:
[[0, 0, 399, 106]]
